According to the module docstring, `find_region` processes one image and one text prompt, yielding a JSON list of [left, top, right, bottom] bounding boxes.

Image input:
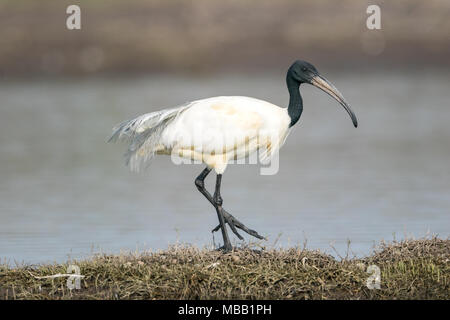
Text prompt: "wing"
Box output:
[[161, 96, 289, 158]]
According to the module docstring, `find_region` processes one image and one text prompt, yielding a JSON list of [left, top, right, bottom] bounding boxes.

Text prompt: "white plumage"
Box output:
[[109, 96, 291, 173]]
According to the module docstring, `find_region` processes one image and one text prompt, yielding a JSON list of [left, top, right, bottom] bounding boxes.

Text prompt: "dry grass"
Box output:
[[0, 238, 448, 300]]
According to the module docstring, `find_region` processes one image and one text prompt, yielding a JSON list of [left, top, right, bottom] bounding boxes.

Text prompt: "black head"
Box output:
[[287, 60, 358, 128], [287, 60, 319, 84]]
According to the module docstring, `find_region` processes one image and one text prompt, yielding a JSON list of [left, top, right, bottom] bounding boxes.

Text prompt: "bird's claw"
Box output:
[[215, 244, 233, 252], [212, 210, 266, 241]]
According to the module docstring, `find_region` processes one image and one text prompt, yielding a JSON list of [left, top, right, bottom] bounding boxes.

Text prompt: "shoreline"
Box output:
[[1, 238, 448, 299]]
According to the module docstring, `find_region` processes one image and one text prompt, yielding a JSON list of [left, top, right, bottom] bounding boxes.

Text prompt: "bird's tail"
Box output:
[[108, 104, 189, 171]]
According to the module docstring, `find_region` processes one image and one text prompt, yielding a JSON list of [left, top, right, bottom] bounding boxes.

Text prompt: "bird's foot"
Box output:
[[216, 244, 233, 253], [212, 210, 266, 241]]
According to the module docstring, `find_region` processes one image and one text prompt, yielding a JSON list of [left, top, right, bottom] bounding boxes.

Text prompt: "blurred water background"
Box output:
[[0, 0, 449, 264]]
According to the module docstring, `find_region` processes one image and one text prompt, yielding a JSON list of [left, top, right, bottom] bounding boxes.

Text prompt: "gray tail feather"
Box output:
[[108, 104, 190, 171]]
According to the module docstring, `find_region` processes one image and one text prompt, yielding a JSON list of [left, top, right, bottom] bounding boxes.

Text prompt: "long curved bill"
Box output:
[[311, 75, 358, 128]]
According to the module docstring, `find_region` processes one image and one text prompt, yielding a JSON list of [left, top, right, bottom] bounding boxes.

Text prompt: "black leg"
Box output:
[[194, 167, 213, 200], [213, 174, 232, 251], [194, 167, 265, 243]]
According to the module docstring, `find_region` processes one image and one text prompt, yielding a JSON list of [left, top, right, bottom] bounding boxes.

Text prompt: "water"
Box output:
[[1, 70, 449, 264]]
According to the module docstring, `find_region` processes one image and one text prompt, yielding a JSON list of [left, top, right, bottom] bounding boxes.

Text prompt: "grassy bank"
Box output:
[[0, 238, 448, 300]]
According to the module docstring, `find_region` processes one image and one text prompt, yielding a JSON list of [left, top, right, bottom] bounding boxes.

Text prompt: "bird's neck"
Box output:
[[287, 77, 303, 127]]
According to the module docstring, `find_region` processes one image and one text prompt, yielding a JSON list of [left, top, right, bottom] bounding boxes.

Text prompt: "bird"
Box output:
[[108, 60, 358, 252]]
